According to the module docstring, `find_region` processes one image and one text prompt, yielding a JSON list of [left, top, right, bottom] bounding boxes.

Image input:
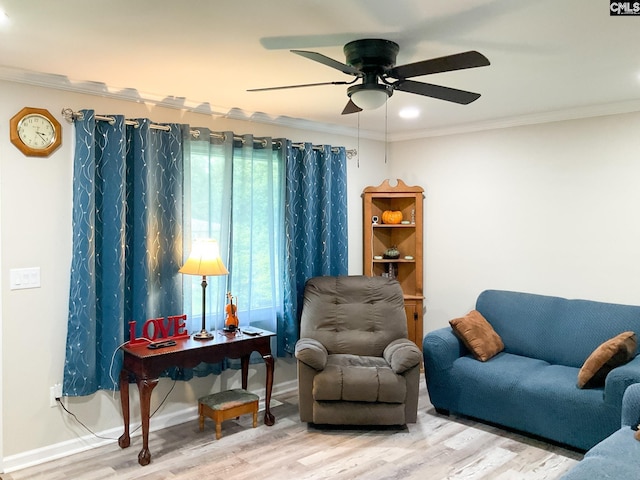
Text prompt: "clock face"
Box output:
[[17, 113, 56, 149]]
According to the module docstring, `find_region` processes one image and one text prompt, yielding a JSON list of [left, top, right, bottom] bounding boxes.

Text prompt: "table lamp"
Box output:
[[179, 239, 229, 340]]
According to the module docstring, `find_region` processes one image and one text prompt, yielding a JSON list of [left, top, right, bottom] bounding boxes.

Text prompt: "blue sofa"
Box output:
[[560, 383, 640, 479], [423, 290, 640, 450]]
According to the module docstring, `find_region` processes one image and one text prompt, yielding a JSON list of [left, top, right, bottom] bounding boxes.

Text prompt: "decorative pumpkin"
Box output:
[[381, 210, 403, 224], [383, 245, 400, 259]]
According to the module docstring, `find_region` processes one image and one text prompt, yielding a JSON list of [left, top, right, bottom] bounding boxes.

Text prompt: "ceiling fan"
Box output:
[[248, 38, 490, 115]]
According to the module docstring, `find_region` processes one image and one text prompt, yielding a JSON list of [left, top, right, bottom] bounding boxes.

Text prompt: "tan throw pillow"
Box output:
[[450, 310, 504, 362], [577, 331, 637, 389]]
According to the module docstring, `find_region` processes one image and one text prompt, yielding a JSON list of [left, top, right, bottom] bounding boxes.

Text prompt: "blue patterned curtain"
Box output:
[[64, 113, 348, 392], [280, 142, 348, 355], [63, 110, 186, 395]]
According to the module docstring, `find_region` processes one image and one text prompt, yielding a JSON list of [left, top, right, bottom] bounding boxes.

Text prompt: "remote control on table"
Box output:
[[147, 340, 177, 349], [242, 327, 261, 336]]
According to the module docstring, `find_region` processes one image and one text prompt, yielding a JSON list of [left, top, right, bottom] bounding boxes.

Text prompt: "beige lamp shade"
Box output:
[[179, 239, 228, 276]]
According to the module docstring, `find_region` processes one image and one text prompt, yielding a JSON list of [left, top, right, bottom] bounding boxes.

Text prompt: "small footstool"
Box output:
[[198, 389, 259, 439]]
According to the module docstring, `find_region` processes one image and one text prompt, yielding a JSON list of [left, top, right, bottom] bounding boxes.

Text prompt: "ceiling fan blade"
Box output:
[[291, 50, 362, 76], [341, 99, 362, 115], [394, 80, 481, 105], [247, 80, 351, 92], [388, 51, 490, 79]]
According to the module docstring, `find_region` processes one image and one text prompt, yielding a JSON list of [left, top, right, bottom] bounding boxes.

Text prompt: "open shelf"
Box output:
[[362, 179, 424, 349]]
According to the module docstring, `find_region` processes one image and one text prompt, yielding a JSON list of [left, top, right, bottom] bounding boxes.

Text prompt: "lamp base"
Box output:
[[193, 329, 214, 340]]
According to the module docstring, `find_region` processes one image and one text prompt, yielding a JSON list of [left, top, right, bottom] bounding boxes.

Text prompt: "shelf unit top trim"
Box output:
[[362, 179, 424, 194]]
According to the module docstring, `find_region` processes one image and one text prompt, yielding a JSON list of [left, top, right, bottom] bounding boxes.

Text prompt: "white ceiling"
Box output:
[[1, 0, 640, 140]]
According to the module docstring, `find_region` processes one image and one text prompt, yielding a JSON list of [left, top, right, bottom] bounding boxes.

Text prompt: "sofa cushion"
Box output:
[[559, 427, 640, 479], [449, 352, 618, 450], [312, 354, 406, 403], [577, 331, 637, 388], [475, 289, 640, 367], [450, 310, 504, 361]]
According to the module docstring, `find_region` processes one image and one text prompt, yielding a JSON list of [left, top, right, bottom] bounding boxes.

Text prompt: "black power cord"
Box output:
[[57, 339, 181, 441], [56, 378, 178, 441]]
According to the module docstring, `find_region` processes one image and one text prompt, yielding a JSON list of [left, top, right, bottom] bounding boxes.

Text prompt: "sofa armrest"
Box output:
[[422, 327, 468, 411], [383, 339, 422, 374], [604, 355, 640, 407], [422, 327, 467, 372], [295, 337, 328, 371], [621, 383, 640, 427]]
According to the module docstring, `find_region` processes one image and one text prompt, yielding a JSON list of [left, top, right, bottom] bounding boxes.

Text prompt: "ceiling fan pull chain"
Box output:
[[384, 100, 388, 164], [357, 113, 360, 168]]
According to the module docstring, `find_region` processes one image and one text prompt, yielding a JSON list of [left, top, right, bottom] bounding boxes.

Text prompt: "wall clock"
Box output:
[[10, 107, 62, 157]]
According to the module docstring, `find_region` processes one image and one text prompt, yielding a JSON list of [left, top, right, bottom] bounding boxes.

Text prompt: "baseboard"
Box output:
[[2, 380, 298, 473]]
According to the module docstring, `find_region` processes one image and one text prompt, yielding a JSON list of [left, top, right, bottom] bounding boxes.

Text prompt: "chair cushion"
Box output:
[[312, 354, 406, 403], [577, 331, 637, 388], [450, 310, 504, 361], [300, 276, 408, 357]]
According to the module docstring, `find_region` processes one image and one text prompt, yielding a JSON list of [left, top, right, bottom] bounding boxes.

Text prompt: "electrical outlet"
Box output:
[[49, 383, 62, 407]]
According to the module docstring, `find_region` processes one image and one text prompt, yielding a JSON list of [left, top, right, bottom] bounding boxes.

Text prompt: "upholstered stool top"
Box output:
[[199, 389, 259, 410]]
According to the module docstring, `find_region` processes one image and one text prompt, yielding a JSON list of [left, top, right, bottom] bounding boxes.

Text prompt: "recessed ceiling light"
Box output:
[[0, 8, 10, 26], [399, 107, 420, 119]]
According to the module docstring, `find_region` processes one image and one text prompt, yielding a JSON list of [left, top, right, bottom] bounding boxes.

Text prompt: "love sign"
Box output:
[[128, 314, 189, 345]]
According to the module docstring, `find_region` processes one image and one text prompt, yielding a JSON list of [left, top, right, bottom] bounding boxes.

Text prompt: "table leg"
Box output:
[[263, 354, 275, 426], [118, 369, 130, 449], [136, 377, 159, 466], [241, 355, 249, 390]]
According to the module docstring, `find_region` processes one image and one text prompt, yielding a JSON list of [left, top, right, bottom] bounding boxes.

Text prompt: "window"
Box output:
[[184, 134, 283, 334]]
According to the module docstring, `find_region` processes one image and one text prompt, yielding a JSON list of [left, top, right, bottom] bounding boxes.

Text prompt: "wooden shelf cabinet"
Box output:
[[362, 179, 424, 349]]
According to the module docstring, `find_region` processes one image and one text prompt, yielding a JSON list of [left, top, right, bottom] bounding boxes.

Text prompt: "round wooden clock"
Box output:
[[10, 107, 62, 157]]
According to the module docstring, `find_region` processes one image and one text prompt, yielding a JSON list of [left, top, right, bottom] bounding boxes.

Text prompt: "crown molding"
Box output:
[[0, 65, 383, 141], [3, 65, 638, 143], [387, 99, 640, 141]]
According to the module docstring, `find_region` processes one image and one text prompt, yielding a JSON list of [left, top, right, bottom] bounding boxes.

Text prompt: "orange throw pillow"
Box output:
[[450, 310, 504, 362], [577, 331, 637, 389]]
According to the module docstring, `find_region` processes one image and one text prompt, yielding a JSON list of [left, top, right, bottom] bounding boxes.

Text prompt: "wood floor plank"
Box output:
[[1, 382, 581, 480]]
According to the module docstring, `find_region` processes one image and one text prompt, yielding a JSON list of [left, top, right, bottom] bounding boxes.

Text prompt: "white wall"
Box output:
[[0, 79, 388, 469], [391, 112, 640, 333]]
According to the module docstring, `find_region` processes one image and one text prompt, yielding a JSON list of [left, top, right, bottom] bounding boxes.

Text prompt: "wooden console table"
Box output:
[[118, 329, 275, 466]]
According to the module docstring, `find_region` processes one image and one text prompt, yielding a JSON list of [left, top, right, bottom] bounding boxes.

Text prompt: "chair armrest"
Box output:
[[383, 339, 422, 374], [621, 383, 640, 427], [604, 355, 640, 407], [295, 338, 328, 371]]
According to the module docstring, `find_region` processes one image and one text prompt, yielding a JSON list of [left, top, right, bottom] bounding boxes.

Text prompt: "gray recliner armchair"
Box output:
[[295, 275, 422, 425]]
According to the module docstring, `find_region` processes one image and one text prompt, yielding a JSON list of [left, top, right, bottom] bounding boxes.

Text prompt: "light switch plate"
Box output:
[[10, 267, 41, 290]]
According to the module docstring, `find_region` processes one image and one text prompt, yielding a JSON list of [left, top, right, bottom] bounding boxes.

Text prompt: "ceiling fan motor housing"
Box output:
[[343, 39, 399, 73]]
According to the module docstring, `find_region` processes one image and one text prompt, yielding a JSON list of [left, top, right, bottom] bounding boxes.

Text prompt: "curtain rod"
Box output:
[[61, 108, 357, 159]]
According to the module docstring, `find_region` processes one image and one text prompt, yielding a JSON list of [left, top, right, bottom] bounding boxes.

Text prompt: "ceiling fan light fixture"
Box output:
[[348, 84, 392, 110]]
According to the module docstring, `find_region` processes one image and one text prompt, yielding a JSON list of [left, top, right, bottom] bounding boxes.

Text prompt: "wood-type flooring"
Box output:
[[2, 381, 582, 479]]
